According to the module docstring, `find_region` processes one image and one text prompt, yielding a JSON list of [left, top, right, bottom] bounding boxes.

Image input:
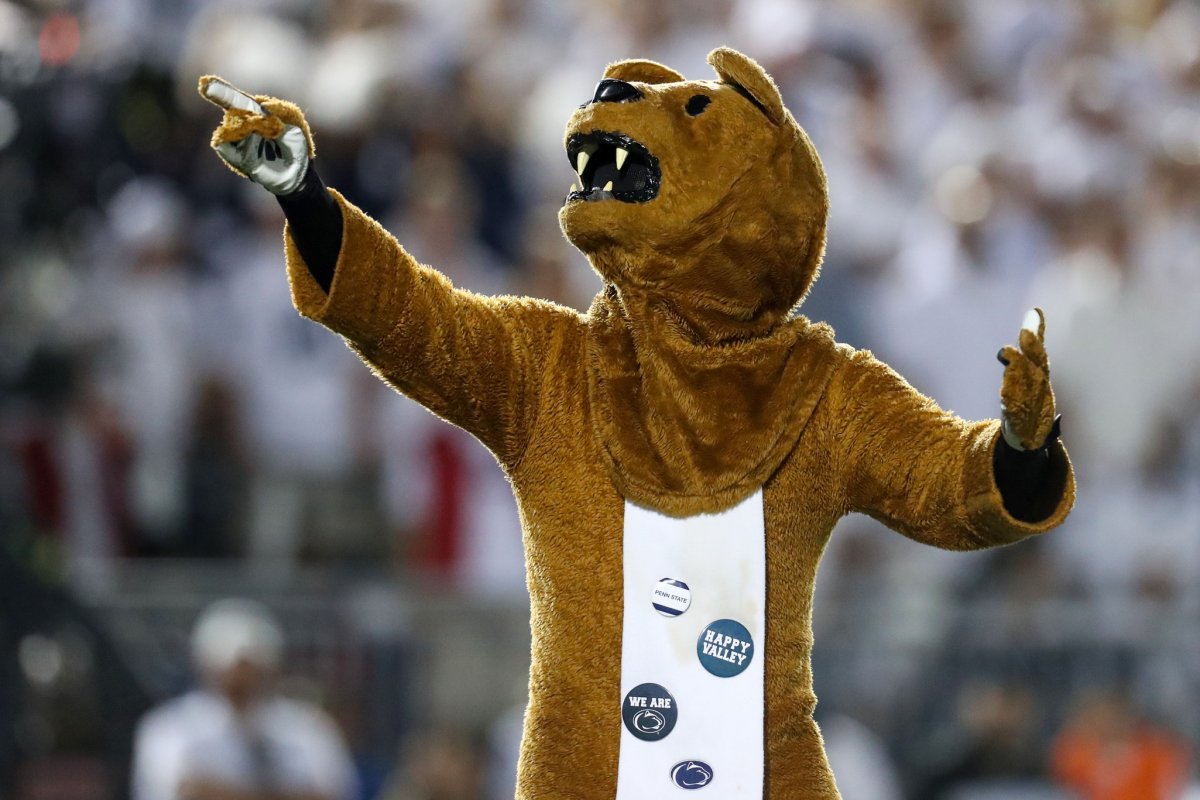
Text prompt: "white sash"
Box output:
[[615, 490, 766, 797]]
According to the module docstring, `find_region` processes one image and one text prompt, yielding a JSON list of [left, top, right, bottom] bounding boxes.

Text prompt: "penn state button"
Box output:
[[621, 683, 677, 741], [696, 619, 754, 678], [651, 578, 692, 617], [671, 760, 714, 790]]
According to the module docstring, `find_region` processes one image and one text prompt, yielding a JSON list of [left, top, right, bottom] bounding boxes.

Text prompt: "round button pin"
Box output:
[[671, 760, 714, 789], [621, 683, 678, 741], [697, 619, 754, 678], [651, 578, 692, 617]]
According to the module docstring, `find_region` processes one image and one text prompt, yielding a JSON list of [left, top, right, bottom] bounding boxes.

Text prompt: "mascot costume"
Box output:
[[200, 47, 1074, 799]]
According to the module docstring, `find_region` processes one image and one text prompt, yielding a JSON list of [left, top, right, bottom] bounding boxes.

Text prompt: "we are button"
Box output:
[[621, 683, 678, 741]]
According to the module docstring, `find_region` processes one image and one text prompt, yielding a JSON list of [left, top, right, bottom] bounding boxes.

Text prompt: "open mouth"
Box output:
[[566, 131, 661, 204]]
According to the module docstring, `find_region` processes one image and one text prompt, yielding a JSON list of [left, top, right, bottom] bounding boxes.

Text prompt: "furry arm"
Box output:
[[283, 190, 566, 469], [831, 349, 1075, 550], [274, 172, 1068, 517]]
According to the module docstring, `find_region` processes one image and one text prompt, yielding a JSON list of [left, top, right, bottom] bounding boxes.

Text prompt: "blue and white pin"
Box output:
[[622, 683, 678, 741], [652, 578, 691, 618], [697, 619, 754, 678], [671, 760, 714, 790]]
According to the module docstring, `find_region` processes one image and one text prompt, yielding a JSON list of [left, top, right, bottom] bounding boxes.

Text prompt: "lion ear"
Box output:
[[707, 47, 785, 125], [603, 59, 684, 85]]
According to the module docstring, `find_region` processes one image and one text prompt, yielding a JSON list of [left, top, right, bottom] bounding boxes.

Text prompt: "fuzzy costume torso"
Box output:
[[284, 189, 1074, 799]]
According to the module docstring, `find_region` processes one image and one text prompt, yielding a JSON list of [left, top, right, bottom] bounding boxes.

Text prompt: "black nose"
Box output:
[[593, 79, 642, 104]]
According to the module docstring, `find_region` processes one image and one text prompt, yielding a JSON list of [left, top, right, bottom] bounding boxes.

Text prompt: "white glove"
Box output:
[[202, 78, 309, 196]]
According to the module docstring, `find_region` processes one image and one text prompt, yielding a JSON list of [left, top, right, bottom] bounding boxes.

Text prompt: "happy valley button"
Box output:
[[697, 619, 754, 678], [621, 683, 678, 741], [671, 760, 714, 789], [651, 578, 691, 617]]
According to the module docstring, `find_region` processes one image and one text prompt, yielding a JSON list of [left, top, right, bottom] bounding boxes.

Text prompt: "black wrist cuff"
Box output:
[[993, 416, 1063, 522], [276, 164, 343, 293]]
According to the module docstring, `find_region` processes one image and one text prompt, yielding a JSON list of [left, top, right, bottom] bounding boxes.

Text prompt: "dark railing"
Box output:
[[7, 556, 1199, 799]]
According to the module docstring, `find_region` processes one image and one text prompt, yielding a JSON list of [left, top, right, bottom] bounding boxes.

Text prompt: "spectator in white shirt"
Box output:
[[132, 599, 357, 800]]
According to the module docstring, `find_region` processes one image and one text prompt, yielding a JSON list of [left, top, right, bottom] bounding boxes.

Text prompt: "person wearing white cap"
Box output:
[[131, 599, 357, 800]]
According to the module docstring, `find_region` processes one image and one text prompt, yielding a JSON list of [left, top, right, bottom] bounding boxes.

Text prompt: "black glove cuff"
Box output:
[[275, 164, 343, 293], [994, 415, 1063, 522]]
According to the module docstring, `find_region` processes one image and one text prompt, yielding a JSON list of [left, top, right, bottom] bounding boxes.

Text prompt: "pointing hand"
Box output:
[[198, 75, 313, 196]]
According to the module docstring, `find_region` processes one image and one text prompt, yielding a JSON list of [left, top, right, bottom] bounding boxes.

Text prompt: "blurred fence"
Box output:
[[79, 559, 534, 744], [816, 591, 1200, 755], [5, 552, 1199, 798], [81, 560, 1200, 768]]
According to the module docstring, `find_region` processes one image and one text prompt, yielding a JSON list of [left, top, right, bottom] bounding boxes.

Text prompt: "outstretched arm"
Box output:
[[832, 310, 1075, 550], [199, 76, 575, 468]]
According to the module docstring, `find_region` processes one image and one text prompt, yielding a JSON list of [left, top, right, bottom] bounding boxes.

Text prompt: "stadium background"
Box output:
[[1, 0, 1199, 797]]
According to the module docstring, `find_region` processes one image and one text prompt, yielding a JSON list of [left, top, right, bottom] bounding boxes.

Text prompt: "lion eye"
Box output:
[[685, 95, 711, 116]]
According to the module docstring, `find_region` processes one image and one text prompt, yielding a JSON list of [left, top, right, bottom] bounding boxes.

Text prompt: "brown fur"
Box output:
[[559, 48, 831, 515], [604, 59, 684, 85], [999, 309, 1059, 450], [212, 47, 1075, 798]]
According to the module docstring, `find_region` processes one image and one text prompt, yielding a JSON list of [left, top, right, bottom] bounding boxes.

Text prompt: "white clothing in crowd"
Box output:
[[132, 689, 358, 800]]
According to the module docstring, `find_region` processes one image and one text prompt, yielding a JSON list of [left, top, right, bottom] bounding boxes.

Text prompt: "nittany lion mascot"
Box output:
[[200, 47, 1074, 799]]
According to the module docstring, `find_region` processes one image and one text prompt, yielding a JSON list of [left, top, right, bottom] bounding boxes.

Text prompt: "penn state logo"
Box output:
[[651, 578, 691, 617], [631, 709, 666, 734], [621, 683, 677, 741], [671, 760, 714, 789]]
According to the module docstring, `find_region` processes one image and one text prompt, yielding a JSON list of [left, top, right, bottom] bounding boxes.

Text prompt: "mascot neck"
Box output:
[[585, 236, 801, 348], [584, 264, 837, 518]]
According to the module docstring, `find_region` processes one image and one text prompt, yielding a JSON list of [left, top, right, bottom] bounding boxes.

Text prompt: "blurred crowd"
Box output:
[[1, 0, 1199, 797]]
